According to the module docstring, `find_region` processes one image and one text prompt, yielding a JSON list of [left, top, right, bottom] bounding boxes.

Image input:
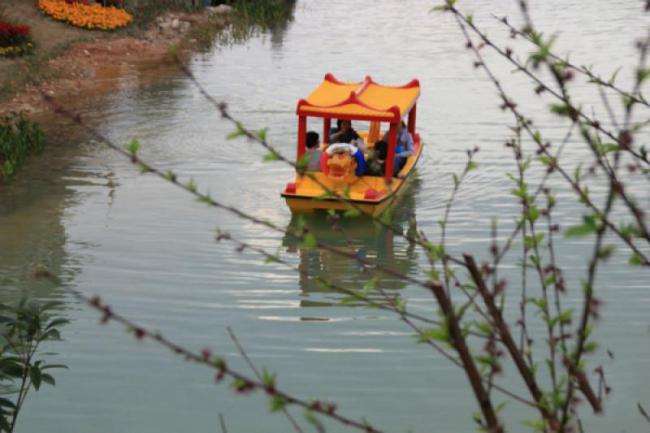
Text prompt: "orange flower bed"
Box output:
[[39, 0, 133, 30]]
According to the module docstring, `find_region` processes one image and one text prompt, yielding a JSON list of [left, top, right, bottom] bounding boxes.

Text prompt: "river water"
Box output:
[[1, 1, 649, 432]]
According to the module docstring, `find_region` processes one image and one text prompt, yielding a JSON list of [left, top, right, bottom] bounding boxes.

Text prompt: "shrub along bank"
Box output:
[[0, 113, 44, 182], [0, 0, 296, 180]]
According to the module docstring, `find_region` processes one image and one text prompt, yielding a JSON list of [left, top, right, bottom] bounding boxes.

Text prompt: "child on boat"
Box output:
[[305, 131, 322, 171], [365, 140, 387, 176]]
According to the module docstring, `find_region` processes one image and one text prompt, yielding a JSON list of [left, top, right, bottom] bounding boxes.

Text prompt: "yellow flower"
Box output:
[[38, 0, 133, 30]]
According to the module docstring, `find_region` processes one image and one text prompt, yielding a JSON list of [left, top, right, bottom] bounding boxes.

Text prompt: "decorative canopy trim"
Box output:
[[297, 73, 420, 122]]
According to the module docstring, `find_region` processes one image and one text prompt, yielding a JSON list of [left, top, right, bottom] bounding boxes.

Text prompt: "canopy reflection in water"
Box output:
[[282, 175, 421, 310]]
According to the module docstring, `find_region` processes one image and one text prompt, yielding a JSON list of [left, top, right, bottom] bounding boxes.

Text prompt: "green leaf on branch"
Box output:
[[527, 206, 540, 223], [417, 324, 450, 344], [296, 153, 310, 171], [608, 67, 621, 85], [30, 365, 42, 391], [597, 143, 620, 155], [395, 298, 407, 314], [629, 253, 644, 266], [544, 273, 556, 286], [597, 244, 616, 260], [424, 242, 445, 262], [45, 318, 69, 330], [263, 150, 280, 162], [549, 103, 572, 117], [636, 68, 650, 83], [261, 368, 276, 388], [380, 208, 392, 225], [363, 277, 378, 293], [0, 398, 16, 410], [427, 268, 440, 281], [269, 395, 287, 413], [537, 155, 556, 167], [529, 33, 557, 67], [41, 373, 56, 386], [255, 128, 268, 141], [226, 122, 246, 140], [565, 215, 597, 238], [511, 181, 529, 201], [185, 178, 197, 193], [583, 341, 599, 354], [126, 138, 140, 156], [522, 418, 546, 432], [475, 354, 498, 368], [431, 0, 456, 11], [558, 309, 574, 325], [302, 233, 317, 249], [526, 297, 547, 312], [452, 173, 459, 189], [524, 233, 544, 249], [314, 191, 335, 200], [343, 208, 362, 218], [466, 160, 478, 172], [264, 253, 280, 264], [0, 416, 9, 432], [340, 294, 361, 305], [40, 364, 68, 371], [473, 321, 493, 335], [304, 410, 324, 431], [431, 4, 449, 12]]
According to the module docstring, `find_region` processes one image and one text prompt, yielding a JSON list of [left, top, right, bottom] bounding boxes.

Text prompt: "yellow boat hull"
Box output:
[[282, 141, 423, 217]]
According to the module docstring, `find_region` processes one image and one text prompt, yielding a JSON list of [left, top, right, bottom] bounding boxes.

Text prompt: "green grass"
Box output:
[[124, 0, 203, 27], [0, 112, 44, 181], [217, 0, 296, 45], [230, 0, 296, 28]]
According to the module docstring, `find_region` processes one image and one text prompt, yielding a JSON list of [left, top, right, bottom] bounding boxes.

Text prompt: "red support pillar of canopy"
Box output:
[[408, 104, 417, 136], [385, 122, 398, 180], [297, 115, 307, 161], [323, 118, 331, 146]]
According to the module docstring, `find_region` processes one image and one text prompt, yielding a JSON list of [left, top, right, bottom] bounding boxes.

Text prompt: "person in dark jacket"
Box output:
[[365, 140, 388, 176], [329, 119, 360, 144]]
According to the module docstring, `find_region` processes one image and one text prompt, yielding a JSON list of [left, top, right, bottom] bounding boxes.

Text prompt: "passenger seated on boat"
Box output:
[[365, 140, 387, 176], [305, 131, 322, 171], [329, 120, 366, 152], [382, 121, 414, 173]]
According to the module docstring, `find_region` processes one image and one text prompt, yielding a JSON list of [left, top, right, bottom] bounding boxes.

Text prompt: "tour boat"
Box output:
[[281, 73, 423, 216]]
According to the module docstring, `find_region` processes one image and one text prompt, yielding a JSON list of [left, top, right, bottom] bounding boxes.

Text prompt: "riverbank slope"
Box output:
[[0, 0, 231, 115]]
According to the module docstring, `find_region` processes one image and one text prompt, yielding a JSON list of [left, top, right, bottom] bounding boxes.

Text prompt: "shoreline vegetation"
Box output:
[[0, 0, 295, 181], [0, 0, 297, 117], [0, 1, 230, 117]]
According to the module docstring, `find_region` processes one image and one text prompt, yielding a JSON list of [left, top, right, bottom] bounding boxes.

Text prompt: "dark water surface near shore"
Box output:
[[1, 1, 649, 432]]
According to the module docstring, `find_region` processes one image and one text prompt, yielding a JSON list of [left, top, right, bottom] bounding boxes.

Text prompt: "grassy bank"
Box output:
[[0, 0, 296, 100], [0, 0, 296, 179]]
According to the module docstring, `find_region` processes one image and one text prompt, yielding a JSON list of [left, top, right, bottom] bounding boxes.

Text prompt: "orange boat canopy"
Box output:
[[297, 73, 420, 122]]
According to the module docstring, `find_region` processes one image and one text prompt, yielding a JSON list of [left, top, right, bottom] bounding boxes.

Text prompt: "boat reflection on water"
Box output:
[[282, 176, 421, 310]]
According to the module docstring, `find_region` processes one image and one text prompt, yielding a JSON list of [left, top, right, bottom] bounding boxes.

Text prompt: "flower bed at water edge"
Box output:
[[0, 20, 33, 57], [39, 0, 133, 30]]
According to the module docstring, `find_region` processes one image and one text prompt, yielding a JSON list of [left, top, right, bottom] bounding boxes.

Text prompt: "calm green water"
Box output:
[[1, 1, 649, 432]]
